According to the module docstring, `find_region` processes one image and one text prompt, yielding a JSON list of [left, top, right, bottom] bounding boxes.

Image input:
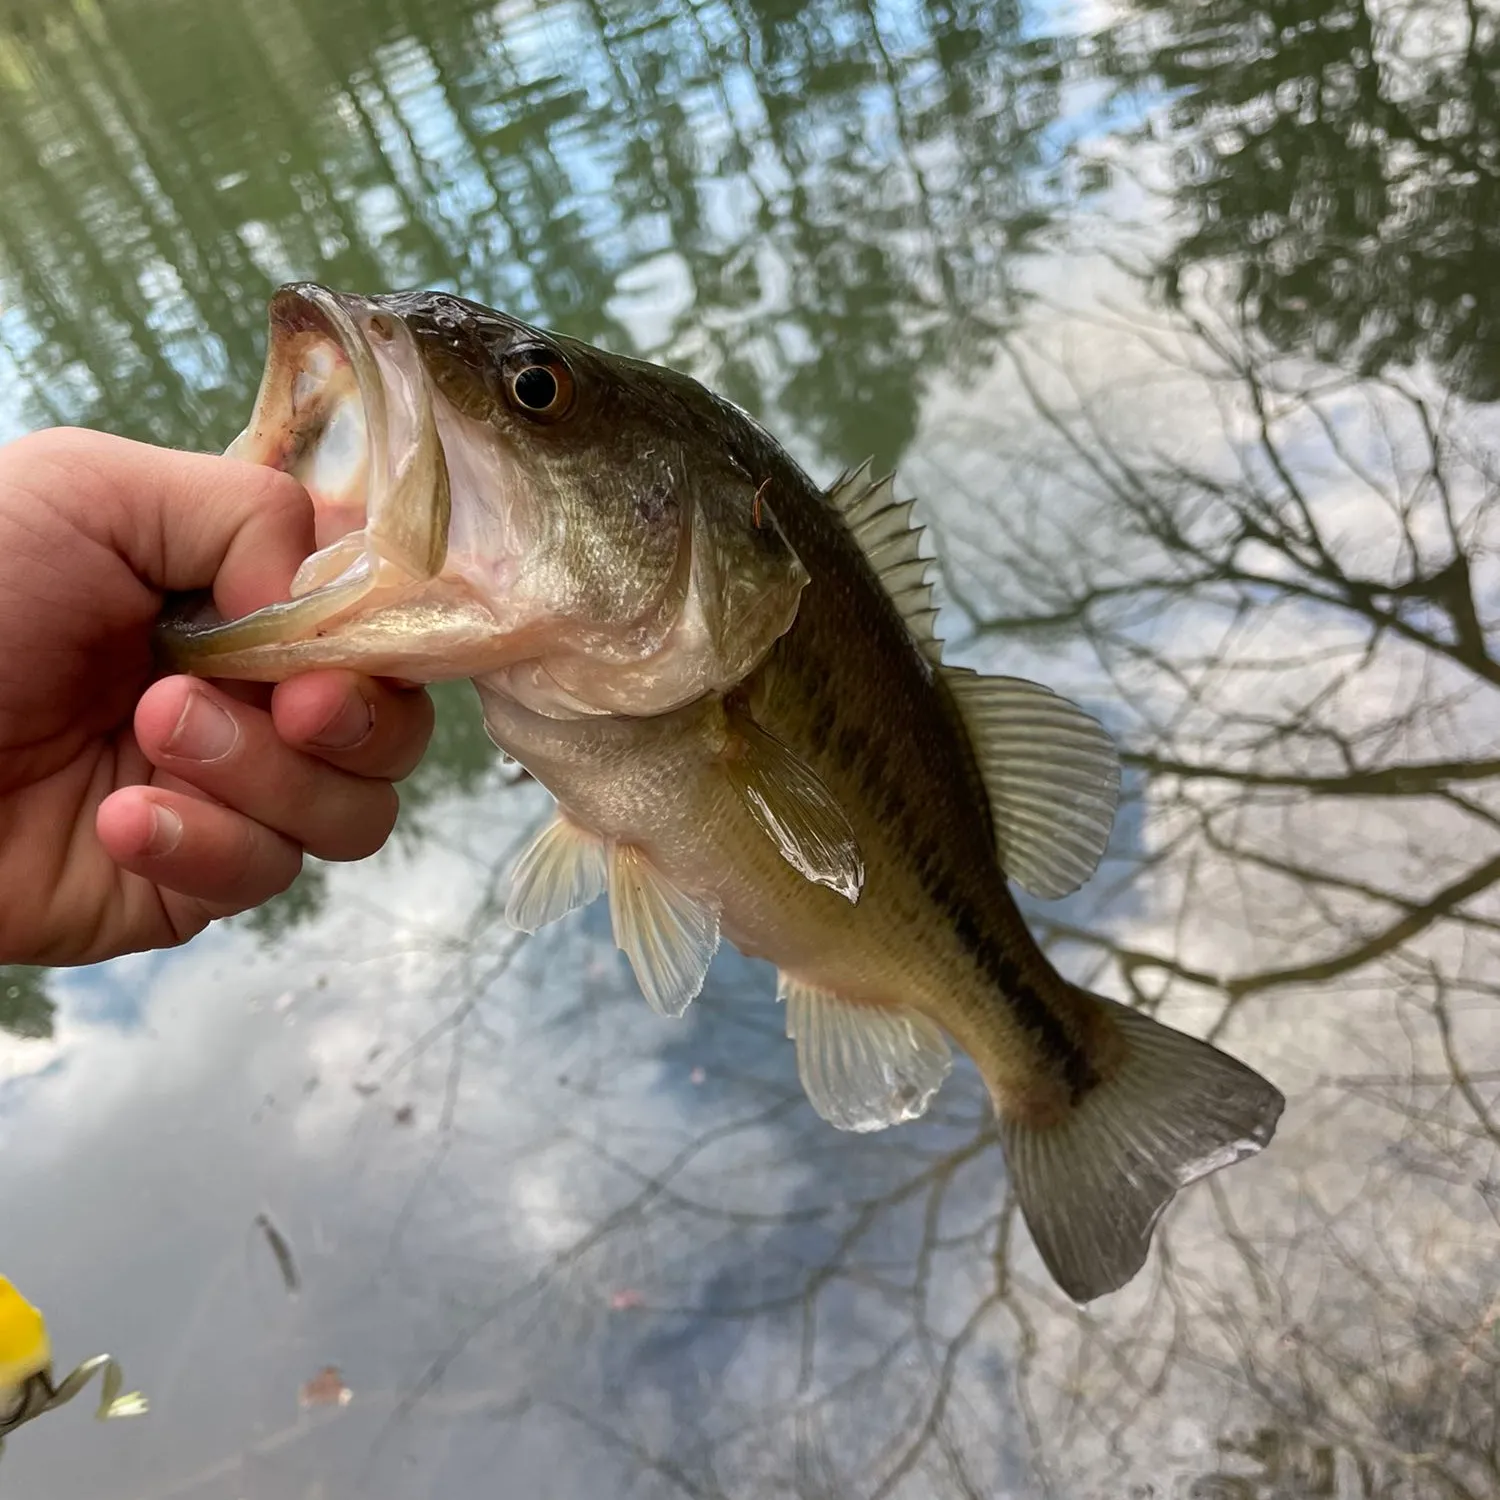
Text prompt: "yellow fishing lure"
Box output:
[[0, 1278, 50, 1389], [0, 1276, 147, 1455]]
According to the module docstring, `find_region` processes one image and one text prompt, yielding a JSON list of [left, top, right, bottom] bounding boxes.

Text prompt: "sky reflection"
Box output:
[[0, 0, 1497, 1495]]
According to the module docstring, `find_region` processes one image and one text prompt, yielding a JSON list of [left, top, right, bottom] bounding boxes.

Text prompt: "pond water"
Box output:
[[0, 0, 1497, 1495]]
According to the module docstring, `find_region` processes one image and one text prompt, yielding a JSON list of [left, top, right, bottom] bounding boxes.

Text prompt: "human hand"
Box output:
[[0, 427, 434, 966]]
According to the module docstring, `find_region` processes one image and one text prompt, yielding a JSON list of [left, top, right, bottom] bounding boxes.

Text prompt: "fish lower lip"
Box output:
[[160, 282, 456, 669]]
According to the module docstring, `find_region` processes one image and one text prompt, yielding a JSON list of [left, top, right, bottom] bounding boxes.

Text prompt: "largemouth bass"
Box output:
[[159, 284, 1285, 1303]]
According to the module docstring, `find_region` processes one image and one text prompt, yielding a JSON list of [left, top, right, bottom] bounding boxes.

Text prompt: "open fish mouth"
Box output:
[[157, 283, 456, 675]]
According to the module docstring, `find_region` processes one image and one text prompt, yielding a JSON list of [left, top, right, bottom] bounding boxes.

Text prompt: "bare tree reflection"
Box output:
[[1096, 0, 1500, 402], [183, 302, 1500, 1498], [922, 298, 1499, 1498], [0, 965, 53, 1041], [0, 0, 1073, 462]]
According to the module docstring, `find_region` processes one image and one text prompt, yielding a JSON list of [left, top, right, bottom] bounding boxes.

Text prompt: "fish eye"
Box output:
[[503, 346, 575, 422]]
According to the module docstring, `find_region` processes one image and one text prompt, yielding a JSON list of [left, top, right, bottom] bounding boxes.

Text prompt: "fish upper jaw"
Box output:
[[158, 284, 539, 682], [231, 282, 454, 590]]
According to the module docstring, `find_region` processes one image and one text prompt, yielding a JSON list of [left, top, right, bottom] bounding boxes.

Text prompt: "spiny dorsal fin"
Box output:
[[779, 973, 952, 1132], [941, 666, 1121, 900], [827, 460, 943, 666]]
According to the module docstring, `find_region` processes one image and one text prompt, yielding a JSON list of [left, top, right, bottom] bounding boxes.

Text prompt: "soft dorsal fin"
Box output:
[[941, 666, 1121, 900], [827, 460, 943, 665], [779, 973, 952, 1132]]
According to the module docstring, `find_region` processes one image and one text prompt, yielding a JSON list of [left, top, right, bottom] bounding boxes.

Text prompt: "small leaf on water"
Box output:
[[299, 1367, 351, 1409]]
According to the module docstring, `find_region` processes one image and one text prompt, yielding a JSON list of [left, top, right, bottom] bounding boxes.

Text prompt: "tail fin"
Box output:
[[998, 992, 1284, 1305]]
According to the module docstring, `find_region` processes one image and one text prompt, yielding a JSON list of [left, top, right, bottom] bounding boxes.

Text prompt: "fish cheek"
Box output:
[[560, 472, 686, 629]]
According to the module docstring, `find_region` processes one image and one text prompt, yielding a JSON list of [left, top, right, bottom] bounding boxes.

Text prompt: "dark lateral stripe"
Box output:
[[951, 906, 1097, 1099], [987, 948, 1098, 1100], [868, 766, 1098, 1101]]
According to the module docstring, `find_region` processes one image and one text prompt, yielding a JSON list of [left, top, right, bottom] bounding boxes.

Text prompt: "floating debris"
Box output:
[[299, 1366, 352, 1409], [254, 1213, 301, 1296]]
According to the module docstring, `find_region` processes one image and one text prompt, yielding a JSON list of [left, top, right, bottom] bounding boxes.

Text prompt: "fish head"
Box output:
[[159, 284, 809, 714]]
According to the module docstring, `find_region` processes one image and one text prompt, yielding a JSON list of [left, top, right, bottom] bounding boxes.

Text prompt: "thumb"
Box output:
[[7, 427, 314, 618]]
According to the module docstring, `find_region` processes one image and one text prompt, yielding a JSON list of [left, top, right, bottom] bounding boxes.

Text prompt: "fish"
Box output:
[[0, 1276, 147, 1452], [157, 283, 1286, 1304]]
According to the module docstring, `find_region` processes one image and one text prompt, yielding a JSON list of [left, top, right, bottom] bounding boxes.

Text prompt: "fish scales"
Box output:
[[723, 422, 1103, 1102]]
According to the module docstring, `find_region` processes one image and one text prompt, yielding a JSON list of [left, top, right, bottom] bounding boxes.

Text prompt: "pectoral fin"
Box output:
[[724, 716, 864, 902], [609, 845, 720, 1018], [779, 974, 952, 1132]]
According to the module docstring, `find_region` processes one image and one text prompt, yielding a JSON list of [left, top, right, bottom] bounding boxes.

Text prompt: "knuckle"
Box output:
[[243, 827, 302, 901], [222, 811, 299, 900], [227, 814, 271, 888], [313, 785, 398, 862], [244, 463, 312, 524], [379, 690, 436, 779], [266, 851, 303, 899]]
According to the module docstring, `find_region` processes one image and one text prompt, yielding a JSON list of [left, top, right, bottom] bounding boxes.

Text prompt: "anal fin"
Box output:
[[779, 974, 952, 1132], [504, 812, 608, 933], [998, 991, 1285, 1304], [609, 846, 720, 1018]]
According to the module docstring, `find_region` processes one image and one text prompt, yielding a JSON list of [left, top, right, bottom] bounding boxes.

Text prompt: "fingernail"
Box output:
[[146, 803, 182, 856], [165, 687, 239, 763], [309, 691, 374, 751]]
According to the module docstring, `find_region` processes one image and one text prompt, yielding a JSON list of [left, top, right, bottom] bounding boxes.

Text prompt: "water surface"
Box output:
[[1, 0, 1497, 1495]]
